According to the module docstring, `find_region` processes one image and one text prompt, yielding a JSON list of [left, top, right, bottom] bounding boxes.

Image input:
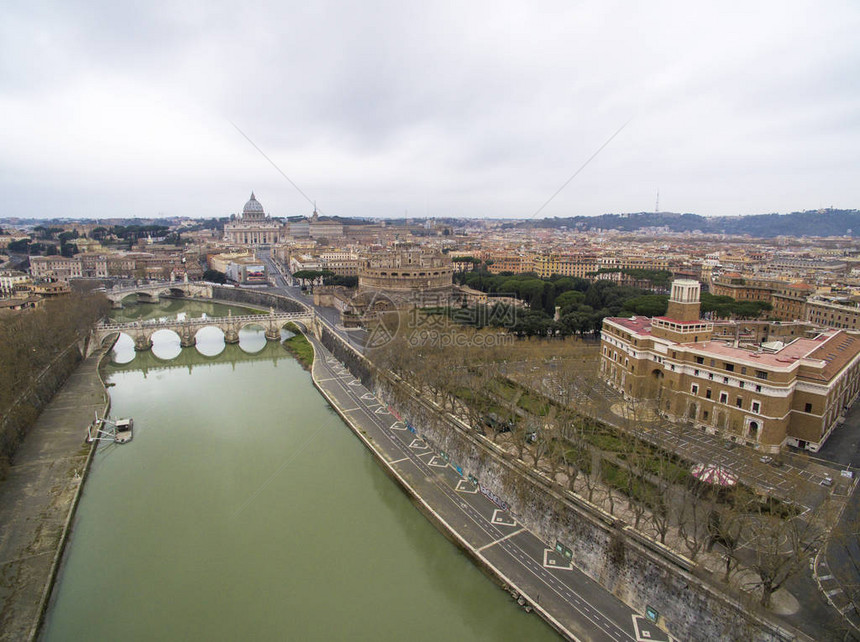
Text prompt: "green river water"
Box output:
[[41, 300, 558, 641]]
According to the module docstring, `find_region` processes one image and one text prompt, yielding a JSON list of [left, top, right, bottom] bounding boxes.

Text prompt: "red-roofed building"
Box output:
[[601, 280, 860, 453]]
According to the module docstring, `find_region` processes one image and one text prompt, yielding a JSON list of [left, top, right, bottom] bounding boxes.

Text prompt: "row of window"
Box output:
[[690, 383, 818, 415], [692, 355, 769, 379], [691, 383, 762, 413], [691, 368, 764, 392]]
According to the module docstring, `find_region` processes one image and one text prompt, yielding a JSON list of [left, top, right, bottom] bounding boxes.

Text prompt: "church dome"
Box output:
[[243, 192, 265, 217]]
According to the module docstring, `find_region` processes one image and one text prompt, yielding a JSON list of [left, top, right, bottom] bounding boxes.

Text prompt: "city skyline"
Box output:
[[2, 1, 859, 220]]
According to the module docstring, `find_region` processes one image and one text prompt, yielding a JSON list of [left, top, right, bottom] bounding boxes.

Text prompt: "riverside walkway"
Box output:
[[0, 346, 109, 641], [308, 336, 657, 642]]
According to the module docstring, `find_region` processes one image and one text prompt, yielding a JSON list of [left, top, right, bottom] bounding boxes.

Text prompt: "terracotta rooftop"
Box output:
[[806, 331, 860, 381], [681, 335, 831, 369], [607, 316, 653, 334]]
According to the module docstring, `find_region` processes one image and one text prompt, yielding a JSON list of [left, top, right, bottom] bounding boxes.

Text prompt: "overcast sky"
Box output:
[[1, 1, 859, 220]]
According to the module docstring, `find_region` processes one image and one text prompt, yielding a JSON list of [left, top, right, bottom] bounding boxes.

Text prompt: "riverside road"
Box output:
[[308, 335, 661, 642]]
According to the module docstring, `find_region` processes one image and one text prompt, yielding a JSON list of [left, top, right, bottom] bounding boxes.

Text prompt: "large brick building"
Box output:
[[601, 280, 860, 453]]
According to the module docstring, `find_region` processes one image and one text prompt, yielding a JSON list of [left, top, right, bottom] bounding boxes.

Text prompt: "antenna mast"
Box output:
[[655, 189, 660, 213]]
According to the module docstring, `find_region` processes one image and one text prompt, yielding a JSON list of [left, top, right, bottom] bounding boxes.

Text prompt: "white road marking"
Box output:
[[543, 549, 574, 571], [477, 527, 525, 552]]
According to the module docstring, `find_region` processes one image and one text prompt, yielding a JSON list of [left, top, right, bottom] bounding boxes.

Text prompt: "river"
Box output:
[[42, 300, 558, 641]]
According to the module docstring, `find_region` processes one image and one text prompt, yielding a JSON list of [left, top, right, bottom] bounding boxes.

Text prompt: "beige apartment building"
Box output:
[[29, 256, 83, 281], [487, 254, 531, 274], [770, 282, 814, 321], [710, 275, 778, 302], [601, 280, 860, 453], [532, 254, 598, 279], [806, 297, 860, 331]]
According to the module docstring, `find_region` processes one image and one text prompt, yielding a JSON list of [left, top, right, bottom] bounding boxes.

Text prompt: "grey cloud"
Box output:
[[1, 0, 859, 218]]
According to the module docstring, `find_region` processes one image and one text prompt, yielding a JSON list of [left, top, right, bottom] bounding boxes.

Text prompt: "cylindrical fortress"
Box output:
[[358, 249, 453, 303]]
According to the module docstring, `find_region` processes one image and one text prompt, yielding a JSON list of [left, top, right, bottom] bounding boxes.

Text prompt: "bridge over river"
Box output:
[[104, 281, 215, 308], [94, 309, 317, 352]]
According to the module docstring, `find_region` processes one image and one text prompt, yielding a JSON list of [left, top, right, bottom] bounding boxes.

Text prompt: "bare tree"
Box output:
[[707, 488, 754, 583], [581, 449, 602, 504], [746, 496, 830, 609], [677, 479, 713, 561], [647, 448, 679, 545]]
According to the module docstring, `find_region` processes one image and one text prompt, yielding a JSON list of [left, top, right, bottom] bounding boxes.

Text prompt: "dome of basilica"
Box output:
[[242, 192, 265, 218]]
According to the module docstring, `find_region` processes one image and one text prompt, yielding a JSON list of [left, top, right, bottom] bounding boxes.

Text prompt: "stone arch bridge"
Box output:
[[104, 282, 215, 308], [93, 309, 318, 352]]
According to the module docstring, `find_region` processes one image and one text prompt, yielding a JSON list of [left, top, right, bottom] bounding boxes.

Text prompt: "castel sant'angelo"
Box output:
[[357, 247, 453, 306]]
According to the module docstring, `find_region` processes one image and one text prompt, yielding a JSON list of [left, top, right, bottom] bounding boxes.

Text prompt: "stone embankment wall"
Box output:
[[318, 326, 373, 388], [0, 345, 81, 469], [211, 286, 306, 313]]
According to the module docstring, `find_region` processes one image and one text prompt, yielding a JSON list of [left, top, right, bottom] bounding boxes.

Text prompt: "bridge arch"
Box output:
[[155, 287, 191, 299], [120, 292, 159, 305], [150, 328, 182, 360], [106, 332, 136, 365], [236, 320, 269, 333], [191, 325, 226, 357], [237, 322, 268, 354]]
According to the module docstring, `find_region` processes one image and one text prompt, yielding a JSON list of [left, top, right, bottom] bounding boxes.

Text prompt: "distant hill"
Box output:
[[525, 209, 860, 238]]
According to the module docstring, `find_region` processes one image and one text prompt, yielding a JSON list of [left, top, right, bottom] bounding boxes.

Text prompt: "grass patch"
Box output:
[[601, 460, 660, 508], [517, 390, 550, 416], [584, 430, 627, 453], [282, 323, 314, 369], [642, 456, 690, 483], [563, 448, 592, 475], [489, 378, 519, 402]]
